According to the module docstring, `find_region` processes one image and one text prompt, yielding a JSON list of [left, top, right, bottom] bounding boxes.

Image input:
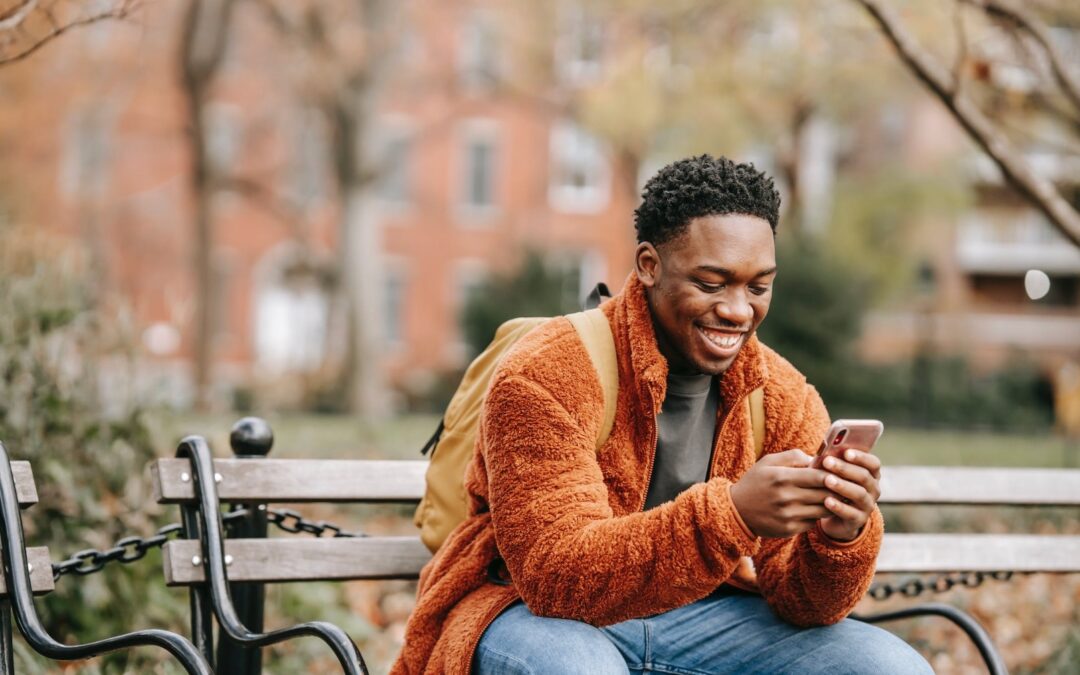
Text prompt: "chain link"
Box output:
[[867, 571, 1014, 601], [50, 521, 191, 580], [50, 507, 364, 580], [265, 507, 367, 538]]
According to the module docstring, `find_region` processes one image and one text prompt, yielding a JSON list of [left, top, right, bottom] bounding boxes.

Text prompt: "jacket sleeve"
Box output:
[[752, 383, 883, 626], [483, 373, 761, 626]]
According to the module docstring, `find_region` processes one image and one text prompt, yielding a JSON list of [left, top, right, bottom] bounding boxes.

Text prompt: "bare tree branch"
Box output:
[[215, 173, 306, 227], [856, 0, 1080, 248], [951, 0, 970, 97], [967, 0, 1080, 113], [0, 0, 140, 67]]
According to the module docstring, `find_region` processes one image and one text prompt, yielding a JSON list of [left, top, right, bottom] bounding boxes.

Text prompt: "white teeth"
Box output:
[[700, 328, 741, 349]]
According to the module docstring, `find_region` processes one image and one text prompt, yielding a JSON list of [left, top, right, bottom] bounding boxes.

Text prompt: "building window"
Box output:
[[460, 122, 499, 213], [253, 248, 332, 375], [384, 266, 407, 347], [285, 107, 328, 210], [60, 107, 111, 199], [448, 260, 489, 363], [549, 121, 610, 213], [205, 103, 243, 173], [254, 280, 329, 375], [378, 133, 413, 206], [556, 4, 605, 86], [459, 10, 500, 90]]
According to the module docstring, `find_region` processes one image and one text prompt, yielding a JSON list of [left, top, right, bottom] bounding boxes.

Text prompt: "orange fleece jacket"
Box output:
[[391, 275, 882, 674]]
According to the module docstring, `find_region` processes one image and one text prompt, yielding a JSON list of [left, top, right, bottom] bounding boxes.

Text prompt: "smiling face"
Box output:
[[636, 214, 776, 376]]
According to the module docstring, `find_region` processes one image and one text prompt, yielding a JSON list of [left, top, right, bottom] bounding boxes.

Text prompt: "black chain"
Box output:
[[265, 507, 367, 538], [51, 522, 186, 580], [50, 507, 364, 580], [867, 571, 1014, 601]]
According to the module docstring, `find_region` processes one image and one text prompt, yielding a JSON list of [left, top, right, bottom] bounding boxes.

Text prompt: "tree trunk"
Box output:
[[180, 0, 235, 410]]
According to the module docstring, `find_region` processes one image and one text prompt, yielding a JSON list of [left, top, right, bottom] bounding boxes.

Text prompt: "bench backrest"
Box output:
[[151, 459, 1080, 583], [0, 461, 59, 595]]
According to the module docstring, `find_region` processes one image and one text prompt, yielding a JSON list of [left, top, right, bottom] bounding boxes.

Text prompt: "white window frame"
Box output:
[[548, 120, 611, 214], [555, 3, 605, 86], [376, 117, 416, 212], [457, 119, 500, 223], [458, 9, 501, 91], [383, 259, 409, 351], [447, 258, 490, 364]]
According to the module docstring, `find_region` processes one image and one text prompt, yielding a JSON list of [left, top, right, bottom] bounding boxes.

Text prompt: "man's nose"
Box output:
[[714, 289, 753, 328]]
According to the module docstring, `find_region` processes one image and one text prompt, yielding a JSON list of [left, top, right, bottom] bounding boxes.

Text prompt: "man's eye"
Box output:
[[750, 285, 771, 296], [696, 281, 724, 293]]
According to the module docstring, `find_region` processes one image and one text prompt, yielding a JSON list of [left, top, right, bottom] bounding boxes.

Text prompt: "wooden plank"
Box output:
[[876, 534, 1080, 572], [162, 537, 431, 585], [880, 467, 1080, 505], [151, 459, 428, 504], [11, 461, 38, 506], [165, 533, 1080, 584], [154, 460, 1080, 506], [0, 547, 55, 595]]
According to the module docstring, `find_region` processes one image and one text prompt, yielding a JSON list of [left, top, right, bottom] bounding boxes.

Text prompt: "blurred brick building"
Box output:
[[1, 1, 1076, 412]]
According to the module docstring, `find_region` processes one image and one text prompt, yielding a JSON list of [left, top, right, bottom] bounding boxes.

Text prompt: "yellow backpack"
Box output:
[[413, 306, 619, 553], [413, 290, 767, 555]]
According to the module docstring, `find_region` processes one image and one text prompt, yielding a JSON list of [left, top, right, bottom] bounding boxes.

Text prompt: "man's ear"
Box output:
[[635, 242, 661, 288]]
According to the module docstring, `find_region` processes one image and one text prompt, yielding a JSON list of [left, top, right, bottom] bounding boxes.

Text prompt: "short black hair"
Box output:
[[634, 154, 781, 246]]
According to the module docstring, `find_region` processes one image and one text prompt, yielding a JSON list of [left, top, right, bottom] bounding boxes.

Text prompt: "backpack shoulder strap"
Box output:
[[748, 386, 765, 459], [567, 308, 618, 452]]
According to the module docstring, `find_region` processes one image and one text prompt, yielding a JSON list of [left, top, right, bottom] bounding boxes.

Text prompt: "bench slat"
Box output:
[[880, 467, 1080, 506], [162, 537, 431, 585], [154, 460, 1080, 507], [0, 547, 55, 595], [11, 461, 38, 507], [163, 533, 1080, 584], [151, 459, 428, 504], [877, 534, 1080, 572]]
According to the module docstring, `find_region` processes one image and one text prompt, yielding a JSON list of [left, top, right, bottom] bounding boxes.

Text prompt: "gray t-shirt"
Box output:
[[643, 371, 720, 510]]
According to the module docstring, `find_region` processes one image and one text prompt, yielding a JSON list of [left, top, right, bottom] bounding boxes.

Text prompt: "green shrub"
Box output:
[[0, 225, 189, 673], [460, 250, 583, 358]]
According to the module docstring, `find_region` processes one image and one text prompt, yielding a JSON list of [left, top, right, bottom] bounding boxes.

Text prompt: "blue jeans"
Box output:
[[474, 590, 934, 674]]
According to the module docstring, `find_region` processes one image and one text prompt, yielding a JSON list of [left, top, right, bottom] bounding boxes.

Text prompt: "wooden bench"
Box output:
[[152, 418, 1080, 675], [0, 441, 211, 674]]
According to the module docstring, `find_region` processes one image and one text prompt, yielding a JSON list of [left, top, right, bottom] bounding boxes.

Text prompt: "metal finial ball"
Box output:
[[229, 417, 274, 456]]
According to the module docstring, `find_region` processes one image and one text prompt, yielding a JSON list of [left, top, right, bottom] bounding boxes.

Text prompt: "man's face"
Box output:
[[636, 214, 776, 376]]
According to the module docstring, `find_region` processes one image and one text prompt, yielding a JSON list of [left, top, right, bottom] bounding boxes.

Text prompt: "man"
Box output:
[[392, 155, 933, 674]]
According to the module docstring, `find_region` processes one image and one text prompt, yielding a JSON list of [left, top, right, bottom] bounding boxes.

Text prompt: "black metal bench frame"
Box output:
[[0, 441, 212, 674]]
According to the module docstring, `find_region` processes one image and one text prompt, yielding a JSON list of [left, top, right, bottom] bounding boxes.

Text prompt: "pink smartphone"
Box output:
[[812, 419, 884, 469]]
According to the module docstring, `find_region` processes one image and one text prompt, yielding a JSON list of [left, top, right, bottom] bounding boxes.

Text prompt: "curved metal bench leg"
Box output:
[[177, 436, 370, 675], [0, 442, 213, 675], [0, 598, 13, 674], [853, 602, 1008, 675]]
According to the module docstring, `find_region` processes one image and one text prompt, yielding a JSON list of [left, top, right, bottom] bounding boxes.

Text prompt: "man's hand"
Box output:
[[817, 450, 882, 542], [730, 449, 833, 538]]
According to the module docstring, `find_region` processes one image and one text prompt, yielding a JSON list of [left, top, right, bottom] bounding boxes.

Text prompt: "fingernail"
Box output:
[[824, 457, 835, 469], [845, 450, 857, 460]]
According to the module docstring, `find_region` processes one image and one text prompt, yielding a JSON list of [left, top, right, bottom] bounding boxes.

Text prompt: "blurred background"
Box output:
[[0, 0, 1077, 672]]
